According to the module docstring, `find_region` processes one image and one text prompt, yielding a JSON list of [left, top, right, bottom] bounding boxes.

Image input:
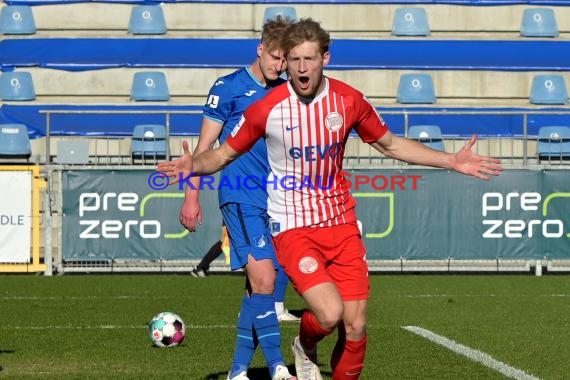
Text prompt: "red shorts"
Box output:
[[273, 222, 369, 301]]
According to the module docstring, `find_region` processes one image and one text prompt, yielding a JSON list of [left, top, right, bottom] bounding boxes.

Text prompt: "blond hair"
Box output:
[[281, 18, 330, 57], [261, 16, 294, 52]]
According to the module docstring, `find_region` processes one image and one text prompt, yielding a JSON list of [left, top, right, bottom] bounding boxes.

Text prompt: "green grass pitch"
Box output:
[[1, 274, 569, 379]]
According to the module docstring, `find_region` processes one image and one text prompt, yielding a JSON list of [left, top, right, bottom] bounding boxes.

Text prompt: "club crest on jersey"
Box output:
[[325, 112, 343, 132], [298, 256, 318, 274]]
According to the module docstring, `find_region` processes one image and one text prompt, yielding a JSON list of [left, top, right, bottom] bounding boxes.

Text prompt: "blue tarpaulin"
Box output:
[[2, 38, 570, 72], [0, 104, 204, 138]]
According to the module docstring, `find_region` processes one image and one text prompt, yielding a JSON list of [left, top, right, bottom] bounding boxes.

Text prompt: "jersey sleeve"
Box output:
[[201, 78, 233, 124], [226, 103, 267, 154], [353, 95, 389, 143]]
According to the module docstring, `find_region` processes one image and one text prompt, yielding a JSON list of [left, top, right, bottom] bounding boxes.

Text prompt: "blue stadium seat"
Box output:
[[408, 125, 444, 151], [520, 8, 558, 37], [0, 71, 36, 101], [263, 6, 298, 23], [392, 7, 430, 37], [128, 5, 167, 35], [130, 71, 169, 101], [0, 123, 31, 157], [131, 124, 168, 159], [397, 73, 436, 104], [0, 5, 36, 35], [530, 74, 568, 105], [537, 126, 570, 160]]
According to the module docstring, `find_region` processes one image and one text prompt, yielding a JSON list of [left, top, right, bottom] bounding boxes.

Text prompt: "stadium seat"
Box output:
[[131, 124, 168, 159], [529, 74, 568, 105], [0, 123, 31, 157], [128, 5, 167, 35], [408, 125, 444, 151], [130, 71, 170, 101], [537, 126, 570, 160], [520, 8, 559, 37], [0, 5, 36, 35], [397, 73, 436, 104], [392, 7, 430, 37], [263, 6, 298, 23], [0, 71, 36, 101]]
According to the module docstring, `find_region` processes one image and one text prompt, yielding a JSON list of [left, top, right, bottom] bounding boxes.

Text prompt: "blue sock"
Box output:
[[274, 265, 289, 303], [250, 293, 283, 374], [230, 293, 257, 377]]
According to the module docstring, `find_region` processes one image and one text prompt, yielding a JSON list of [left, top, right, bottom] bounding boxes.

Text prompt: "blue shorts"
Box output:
[[221, 203, 278, 271]]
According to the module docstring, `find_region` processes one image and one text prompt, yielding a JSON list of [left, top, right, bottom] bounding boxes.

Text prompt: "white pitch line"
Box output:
[[403, 326, 540, 380]]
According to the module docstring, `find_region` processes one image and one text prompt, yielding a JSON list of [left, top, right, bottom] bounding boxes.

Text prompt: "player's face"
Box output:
[[286, 41, 330, 99], [259, 47, 286, 82]]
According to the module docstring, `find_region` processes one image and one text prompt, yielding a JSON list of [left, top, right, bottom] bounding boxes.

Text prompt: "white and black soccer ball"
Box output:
[[148, 312, 186, 348]]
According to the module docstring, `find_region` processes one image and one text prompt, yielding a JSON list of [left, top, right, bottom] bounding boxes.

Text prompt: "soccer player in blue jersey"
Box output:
[[178, 18, 297, 380]]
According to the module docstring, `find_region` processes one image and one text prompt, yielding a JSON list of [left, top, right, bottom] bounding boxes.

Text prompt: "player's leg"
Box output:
[[245, 256, 288, 378], [274, 264, 300, 322], [222, 205, 257, 379], [327, 222, 369, 379], [229, 289, 259, 379], [225, 203, 294, 379], [330, 300, 367, 379], [273, 227, 345, 380]]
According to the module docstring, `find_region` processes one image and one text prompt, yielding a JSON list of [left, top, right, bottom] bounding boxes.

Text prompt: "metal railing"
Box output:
[[36, 107, 570, 167]]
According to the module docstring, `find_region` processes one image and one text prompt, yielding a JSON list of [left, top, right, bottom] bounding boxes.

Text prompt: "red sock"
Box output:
[[331, 335, 367, 379], [299, 311, 333, 350]]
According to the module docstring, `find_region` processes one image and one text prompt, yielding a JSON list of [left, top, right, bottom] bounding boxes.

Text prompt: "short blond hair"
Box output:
[[261, 16, 294, 52], [281, 18, 330, 57]]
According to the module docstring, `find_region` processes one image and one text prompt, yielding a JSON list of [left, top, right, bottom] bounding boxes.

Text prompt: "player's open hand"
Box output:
[[180, 197, 202, 232], [156, 140, 193, 185], [453, 135, 503, 180]]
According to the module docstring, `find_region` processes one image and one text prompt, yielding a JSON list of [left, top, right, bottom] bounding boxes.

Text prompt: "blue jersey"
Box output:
[[202, 67, 283, 208]]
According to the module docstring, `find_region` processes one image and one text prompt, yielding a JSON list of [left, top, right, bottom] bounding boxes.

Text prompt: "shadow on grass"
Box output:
[[205, 364, 298, 379]]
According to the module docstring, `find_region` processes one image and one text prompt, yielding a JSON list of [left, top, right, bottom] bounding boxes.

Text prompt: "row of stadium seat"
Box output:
[[1, 3, 568, 38], [2, 123, 569, 163], [0, 4, 299, 35], [2, 70, 568, 105], [2, 5, 560, 36], [0, 123, 169, 162], [0, 71, 170, 101]]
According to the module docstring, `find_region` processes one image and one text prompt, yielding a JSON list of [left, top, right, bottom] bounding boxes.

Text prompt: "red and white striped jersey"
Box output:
[[226, 77, 388, 235]]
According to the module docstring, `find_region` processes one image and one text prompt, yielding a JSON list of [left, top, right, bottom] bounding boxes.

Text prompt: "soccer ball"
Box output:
[[148, 312, 186, 348]]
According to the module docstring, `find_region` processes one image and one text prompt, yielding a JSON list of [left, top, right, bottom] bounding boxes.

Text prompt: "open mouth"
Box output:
[[298, 76, 310, 89]]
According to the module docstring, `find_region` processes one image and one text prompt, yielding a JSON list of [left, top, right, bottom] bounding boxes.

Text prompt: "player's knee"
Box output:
[[344, 317, 367, 340], [249, 275, 275, 294], [316, 304, 344, 330]]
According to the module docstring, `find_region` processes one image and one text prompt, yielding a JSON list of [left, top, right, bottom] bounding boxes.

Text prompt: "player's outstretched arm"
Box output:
[[370, 132, 502, 181]]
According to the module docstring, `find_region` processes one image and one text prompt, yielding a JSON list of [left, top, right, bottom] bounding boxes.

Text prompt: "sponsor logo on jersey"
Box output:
[[289, 142, 342, 161]]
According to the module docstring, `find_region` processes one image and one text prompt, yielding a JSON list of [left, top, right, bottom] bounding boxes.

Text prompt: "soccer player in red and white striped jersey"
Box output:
[[158, 18, 502, 380]]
